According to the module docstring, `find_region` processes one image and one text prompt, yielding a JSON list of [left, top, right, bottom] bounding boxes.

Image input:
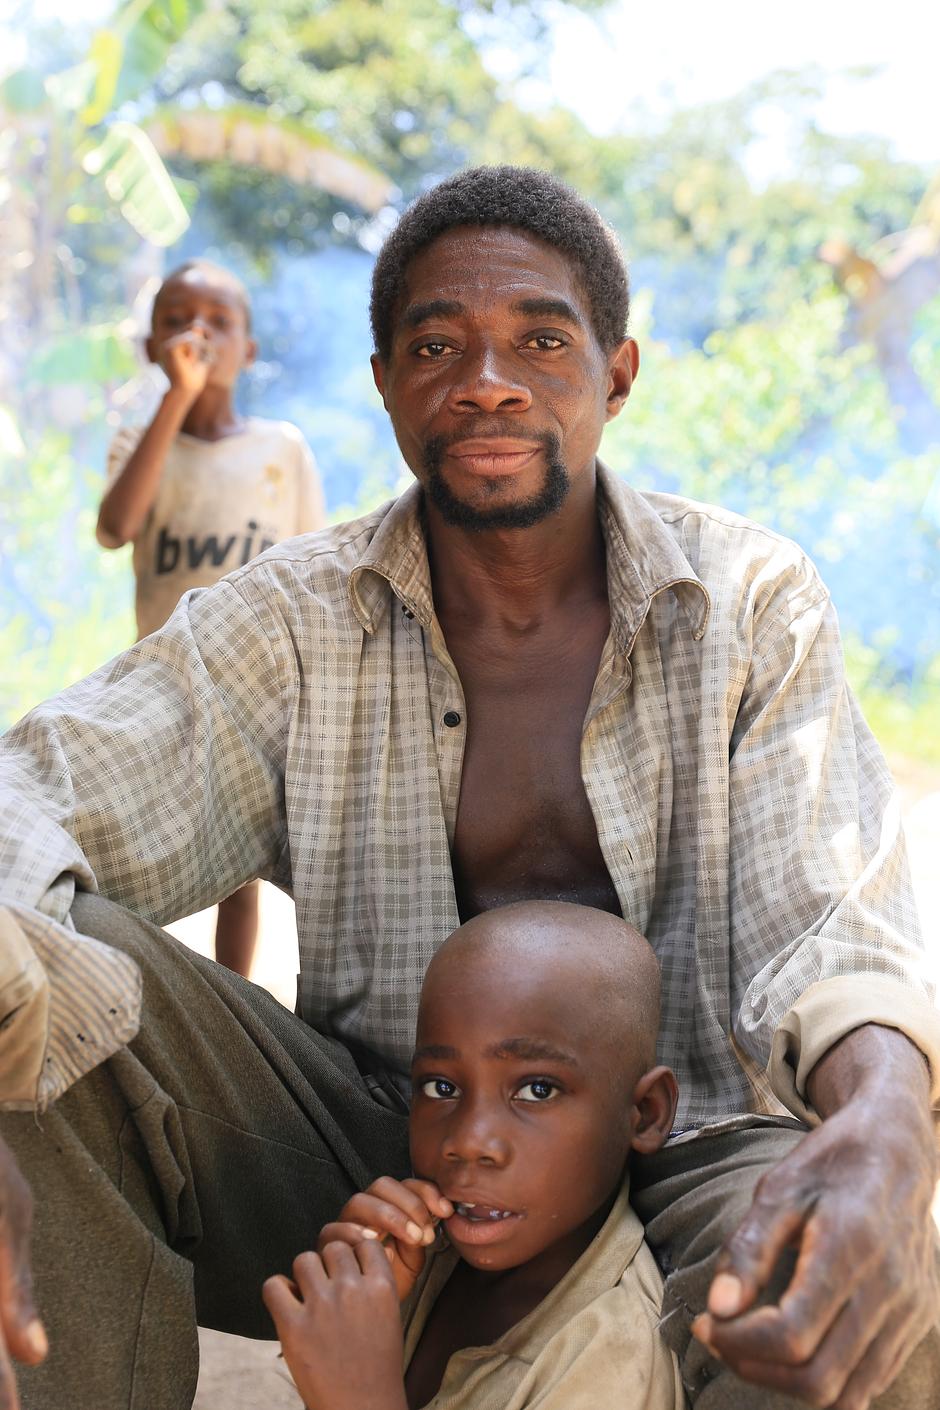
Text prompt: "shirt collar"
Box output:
[[347, 461, 710, 653]]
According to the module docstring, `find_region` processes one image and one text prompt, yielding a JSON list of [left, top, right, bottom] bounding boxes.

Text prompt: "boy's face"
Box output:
[[147, 268, 255, 388], [409, 937, 659, 1274]]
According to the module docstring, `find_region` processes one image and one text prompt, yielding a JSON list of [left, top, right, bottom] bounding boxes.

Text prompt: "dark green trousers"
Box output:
[[3, 894, 938, 1408]]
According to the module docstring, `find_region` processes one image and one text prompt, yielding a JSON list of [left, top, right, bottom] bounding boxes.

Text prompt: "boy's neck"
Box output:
[[404, 1189, 617, 1409], [180, 385, 246, 441]]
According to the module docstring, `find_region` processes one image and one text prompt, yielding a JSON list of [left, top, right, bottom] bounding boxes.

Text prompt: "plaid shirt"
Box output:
[[1, 464, 937, 1121]]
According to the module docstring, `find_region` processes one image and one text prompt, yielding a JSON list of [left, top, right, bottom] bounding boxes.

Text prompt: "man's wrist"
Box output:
[[808, 1023, 933, 1127]]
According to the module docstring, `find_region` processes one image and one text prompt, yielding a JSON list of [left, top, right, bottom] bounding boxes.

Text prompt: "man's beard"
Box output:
[[422, 430, 570, 531]]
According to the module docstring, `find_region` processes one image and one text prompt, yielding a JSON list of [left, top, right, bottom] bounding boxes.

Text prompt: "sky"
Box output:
[[6, 0, 937, 176]]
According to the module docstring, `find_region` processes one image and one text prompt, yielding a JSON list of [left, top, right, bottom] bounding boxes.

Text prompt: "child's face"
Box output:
[[409, 938, 657, 1274], [148, 269, 254, 388]]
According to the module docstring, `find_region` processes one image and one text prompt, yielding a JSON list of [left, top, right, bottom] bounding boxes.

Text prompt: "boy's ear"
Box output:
[[145, 335, 159, 366], [628, 1065, 678, 1156], [243, 336, 258, 370]]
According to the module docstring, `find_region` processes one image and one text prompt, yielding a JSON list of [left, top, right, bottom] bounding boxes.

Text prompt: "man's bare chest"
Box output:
[[444, 615, 620, 917]]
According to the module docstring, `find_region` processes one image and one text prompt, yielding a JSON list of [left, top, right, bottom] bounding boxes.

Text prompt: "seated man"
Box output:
[[265, 900, 686, 1410], [0, 165, 938, 1409]]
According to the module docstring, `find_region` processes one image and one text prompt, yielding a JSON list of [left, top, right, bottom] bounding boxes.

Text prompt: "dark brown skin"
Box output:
[[265, 902, 676, 1410], [368, 225, 940, 1406], [693, 1025, 939, 1409], [371, 226, 636, 921]]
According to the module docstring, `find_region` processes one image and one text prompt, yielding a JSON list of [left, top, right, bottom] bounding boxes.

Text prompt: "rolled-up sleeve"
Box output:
[[0, 577, 292, 1109], [727, 580, 939, 1117]]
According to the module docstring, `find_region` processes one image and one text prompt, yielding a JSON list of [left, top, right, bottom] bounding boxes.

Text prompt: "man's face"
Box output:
[[148, 270, 255, 389], [409, 945, 637, 1273], [372, 226, 637, 531]]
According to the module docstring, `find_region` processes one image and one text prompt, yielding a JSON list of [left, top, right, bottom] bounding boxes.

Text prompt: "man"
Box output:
[[0, 166, 937, 1410]]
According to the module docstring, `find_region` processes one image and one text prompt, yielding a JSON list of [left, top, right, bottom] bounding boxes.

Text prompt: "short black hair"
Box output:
[[153, 259, 253, 332], [370, 166, 629, 360]]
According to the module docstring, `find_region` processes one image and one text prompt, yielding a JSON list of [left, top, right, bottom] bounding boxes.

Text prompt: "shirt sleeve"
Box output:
[[726, 574, 940, 1117], [0, 576, 293, 1110], [294, 433, 327, 536]]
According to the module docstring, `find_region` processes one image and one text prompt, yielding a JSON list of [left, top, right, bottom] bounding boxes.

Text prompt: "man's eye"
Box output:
[[415, 342, 455, 359], [211, 317, 230, 332], [516, 1079, 560, 1102], [420, 1078, 459, 1099], [524, 335, 565, 351]]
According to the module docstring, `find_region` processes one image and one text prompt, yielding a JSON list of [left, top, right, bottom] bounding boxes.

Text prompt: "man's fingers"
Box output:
[[0, 1337, 22, 1410], [0, 1193, 45, 1370], [833, 1309, 931, 1410], [711, 1185, 809, 1318]]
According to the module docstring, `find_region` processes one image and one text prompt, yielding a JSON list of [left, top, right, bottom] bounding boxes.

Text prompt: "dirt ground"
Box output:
[[172, 768, 940, 1410]]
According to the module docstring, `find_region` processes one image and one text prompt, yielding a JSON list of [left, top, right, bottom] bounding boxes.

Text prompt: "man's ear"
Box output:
[[145, 335, 159, 366], [629, 1065, 678, 1156], [371, 353, 388, 408], [605, 337, 639, 423], [243, 336, 258, 370]]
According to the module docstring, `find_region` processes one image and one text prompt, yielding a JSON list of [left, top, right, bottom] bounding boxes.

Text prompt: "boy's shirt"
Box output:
[[401, 1182, 686, 1410], [105, 417, 326, 638]]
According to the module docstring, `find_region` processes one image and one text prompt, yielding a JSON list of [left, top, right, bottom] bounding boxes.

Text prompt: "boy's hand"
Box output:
[[317, 1176, 453, 1302], [159, 330, 214, 400], [263, 1241, 408, 1410]]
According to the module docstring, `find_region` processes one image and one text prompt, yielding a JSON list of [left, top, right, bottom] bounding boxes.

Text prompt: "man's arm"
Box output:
[[695, 1022, 938, 1409], [694, 556, 939, 1407], [0, 574, 292, 1112]]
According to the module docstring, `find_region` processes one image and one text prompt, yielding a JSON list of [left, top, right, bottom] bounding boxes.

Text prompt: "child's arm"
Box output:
[[263, 1241, 409, 1410], [96, 332, 211, 548], [317, 1176, 453, 1301]]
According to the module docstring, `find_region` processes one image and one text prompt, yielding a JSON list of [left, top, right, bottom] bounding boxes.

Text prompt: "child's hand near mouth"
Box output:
[[315, 1175, 454, 1301]]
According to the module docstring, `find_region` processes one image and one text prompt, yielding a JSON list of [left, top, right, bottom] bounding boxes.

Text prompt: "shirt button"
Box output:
[[443, 710, 462, 728]]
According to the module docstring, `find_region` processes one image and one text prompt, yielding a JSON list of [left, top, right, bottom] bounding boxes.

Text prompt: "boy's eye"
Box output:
[[420, 1077, 459, 1100], [516, 1079, 560, 1103], [211, 316, 231, 331]]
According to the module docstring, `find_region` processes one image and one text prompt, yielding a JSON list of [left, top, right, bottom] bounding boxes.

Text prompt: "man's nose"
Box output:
[[442, 1106, 512, 1168], [446, 344, 532, 415]]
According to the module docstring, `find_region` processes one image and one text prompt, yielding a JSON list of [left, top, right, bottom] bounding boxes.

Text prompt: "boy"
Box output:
[[97, 258, 325, 977], [264, 900, 686, 1410]]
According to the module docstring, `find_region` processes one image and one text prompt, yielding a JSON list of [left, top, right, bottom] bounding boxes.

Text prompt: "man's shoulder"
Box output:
[[219, 500, 396, 615], [637, 487, 829, 618]]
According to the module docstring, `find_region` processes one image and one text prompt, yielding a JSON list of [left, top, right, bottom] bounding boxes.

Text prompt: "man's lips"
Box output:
[[446, 438, 541, 477]]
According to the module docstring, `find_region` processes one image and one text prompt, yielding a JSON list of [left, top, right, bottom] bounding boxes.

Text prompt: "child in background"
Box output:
[[97, 258, 326, 977], [264, 900, 686, 1410]]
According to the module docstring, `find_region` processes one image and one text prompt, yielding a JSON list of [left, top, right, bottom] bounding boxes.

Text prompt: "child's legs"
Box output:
[[1, 892, 410, 1410], [631, 1119, 940, 1408], [214, 880, 260, 977]]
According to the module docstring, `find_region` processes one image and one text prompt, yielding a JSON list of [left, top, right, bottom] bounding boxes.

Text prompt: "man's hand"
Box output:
[[0, 1137, 46, 1409], [263, 1241, 407, 1410], [159, 330, 214, 401], [693, 1026, 939, 1409]]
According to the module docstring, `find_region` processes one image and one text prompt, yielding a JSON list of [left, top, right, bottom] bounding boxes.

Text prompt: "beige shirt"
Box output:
[[104, 418, 326, 638], [401, 1181, 685, 1409], [1, 464, 938, 1115]]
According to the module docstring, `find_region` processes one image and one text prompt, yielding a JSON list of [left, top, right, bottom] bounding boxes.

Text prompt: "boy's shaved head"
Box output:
[[411, 901, 675, 1275], [420, 900, 661, 1077], [152, 258, 252, 330]]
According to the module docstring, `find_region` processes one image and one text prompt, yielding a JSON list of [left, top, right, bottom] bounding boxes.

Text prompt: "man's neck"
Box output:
[[180, 386, 245, 442], [425, 474, 608, 633]]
